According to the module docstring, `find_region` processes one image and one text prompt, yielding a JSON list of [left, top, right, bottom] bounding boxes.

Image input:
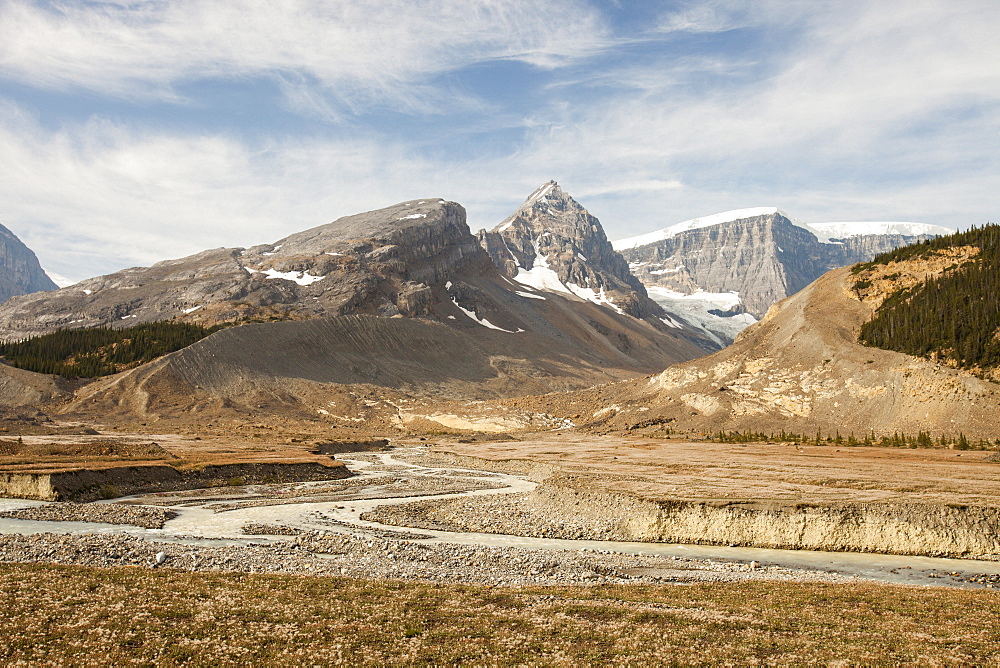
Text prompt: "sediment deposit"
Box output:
[[0, 461, 351, 501]]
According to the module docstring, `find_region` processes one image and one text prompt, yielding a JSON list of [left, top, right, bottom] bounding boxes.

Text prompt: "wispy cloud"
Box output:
[[0, 0, 611, 111], [513, 0, 1000, 235]]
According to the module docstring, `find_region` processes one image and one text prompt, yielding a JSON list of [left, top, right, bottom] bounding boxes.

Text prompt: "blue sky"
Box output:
[[1, 0, 998, 282]]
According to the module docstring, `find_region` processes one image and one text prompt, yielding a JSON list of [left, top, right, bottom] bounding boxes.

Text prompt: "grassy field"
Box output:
[[1, 563, 998, 665]]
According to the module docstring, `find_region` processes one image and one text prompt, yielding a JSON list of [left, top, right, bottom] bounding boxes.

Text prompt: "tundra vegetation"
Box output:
[[1, 563, 998, 665]]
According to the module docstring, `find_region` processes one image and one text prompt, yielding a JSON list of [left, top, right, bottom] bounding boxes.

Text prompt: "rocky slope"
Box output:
[[614, 208, 949, 342], [0, 223, 57, 304], [444, 247, 1000, 439], [0, 199, 716, 421], [0, 200, 487, 339], [603, 260, 1000, 438]]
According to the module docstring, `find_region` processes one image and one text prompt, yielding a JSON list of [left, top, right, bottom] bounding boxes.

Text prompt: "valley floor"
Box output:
[[2, 433, 1000, 662]]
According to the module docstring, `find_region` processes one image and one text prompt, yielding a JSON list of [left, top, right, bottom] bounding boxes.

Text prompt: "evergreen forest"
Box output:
[[856, 224, 1000, 374], [0, 321, 224, 378]]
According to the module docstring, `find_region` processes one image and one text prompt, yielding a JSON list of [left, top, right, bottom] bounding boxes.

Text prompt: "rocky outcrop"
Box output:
[[568, 261, 1000, 439], [0, 223, 57, 304], [0, 461, 351, 501], [523, 481, 1000, 559]]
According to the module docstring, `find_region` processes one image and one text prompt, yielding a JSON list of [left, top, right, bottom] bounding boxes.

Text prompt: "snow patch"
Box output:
[[182, 305, 202, 314], [526, 181, 556, 205], [45, 270, 76, 288], [614, 208, 952, 251], [450, 297, 518, 333], [613, 207, 786, 249], [515, 291, 546, 300], [325, 251, 343, 256], [249, 268, 326, 286], [82, 289, 93, 295], [566, 283, 623, 314], [511, 238, 622, 312], [398, 213, 426, 220]]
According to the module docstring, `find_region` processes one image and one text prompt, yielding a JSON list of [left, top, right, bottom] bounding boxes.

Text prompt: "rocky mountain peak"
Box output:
[[0, 199, 500, 340], [476, 182, 667, 323], [0, 223, 58, 304]]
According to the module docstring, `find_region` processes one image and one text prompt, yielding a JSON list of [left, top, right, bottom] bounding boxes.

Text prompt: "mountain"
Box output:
[[613, 208, 950, 343], [0, 223, 58, 304], [477, 182, 677, 322], [0, 198, 715, 422]]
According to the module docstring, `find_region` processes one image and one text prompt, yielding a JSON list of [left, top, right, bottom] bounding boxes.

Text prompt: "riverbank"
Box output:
[[412, 435, 1000, 559]]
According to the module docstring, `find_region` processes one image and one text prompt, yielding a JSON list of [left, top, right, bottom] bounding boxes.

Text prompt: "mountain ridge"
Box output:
[[616, 209, 946, 337]]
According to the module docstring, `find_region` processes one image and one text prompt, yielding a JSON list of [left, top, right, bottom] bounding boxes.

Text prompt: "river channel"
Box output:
[[1, 446, 999, 589]]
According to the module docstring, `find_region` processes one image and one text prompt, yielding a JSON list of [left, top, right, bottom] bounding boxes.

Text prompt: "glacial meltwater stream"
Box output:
[[2, 446, 999, 589]]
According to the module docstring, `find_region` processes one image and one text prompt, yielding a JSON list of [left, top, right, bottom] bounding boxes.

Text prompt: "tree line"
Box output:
[[0, 321, 224, 378], [856, 224, 1000, 375], [711, 429, 992, 450]]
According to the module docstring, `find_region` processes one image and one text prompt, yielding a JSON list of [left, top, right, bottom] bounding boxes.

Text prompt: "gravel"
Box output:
[[0, 531, 861, 587], [0, 503, 176, 529], [362, 494, 624, 541]]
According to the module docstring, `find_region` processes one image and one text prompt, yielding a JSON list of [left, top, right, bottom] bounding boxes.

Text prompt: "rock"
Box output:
[[616, 209, 946, 341], [0, 222, 58, 303]]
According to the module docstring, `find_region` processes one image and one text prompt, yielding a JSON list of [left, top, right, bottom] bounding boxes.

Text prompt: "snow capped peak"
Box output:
[[806, 221, 953, 241], [613, 207, 790, 250], [613, 208, 953, 250]]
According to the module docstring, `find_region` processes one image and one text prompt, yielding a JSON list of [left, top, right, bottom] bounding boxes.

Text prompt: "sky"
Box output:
[[1, 0, 998, 283]]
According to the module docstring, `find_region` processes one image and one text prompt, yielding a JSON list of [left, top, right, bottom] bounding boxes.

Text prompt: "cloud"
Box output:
[[0, 98, 532, 281], [512, 0, 1000, 234], [0, 0, 611, 112], [656, 0, 813, 35]]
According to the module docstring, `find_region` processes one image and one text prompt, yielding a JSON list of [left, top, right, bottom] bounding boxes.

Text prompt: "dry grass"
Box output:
[[1, 563, 998, 665]]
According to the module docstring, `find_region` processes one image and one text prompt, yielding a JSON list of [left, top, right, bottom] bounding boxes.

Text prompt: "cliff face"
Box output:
[[617, 211, 941, 321], [0, 223, 57, 304]]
